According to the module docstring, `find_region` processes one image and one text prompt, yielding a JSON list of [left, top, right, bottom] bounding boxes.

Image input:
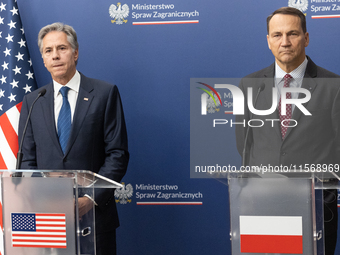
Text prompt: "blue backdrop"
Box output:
[[16, 0, 340, 254]]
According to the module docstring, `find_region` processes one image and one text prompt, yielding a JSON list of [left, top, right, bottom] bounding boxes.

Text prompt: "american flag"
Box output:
[[0, 0, 37, 170], [11, 213, 67, 248], [0, 180, 2, 255]]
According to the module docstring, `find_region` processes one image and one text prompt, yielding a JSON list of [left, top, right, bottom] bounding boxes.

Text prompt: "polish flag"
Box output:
[[239, 216, 303, 254]]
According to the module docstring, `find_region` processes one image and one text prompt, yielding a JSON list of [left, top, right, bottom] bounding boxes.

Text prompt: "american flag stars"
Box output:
[[12, 213, 36, 231], [0, 0, 37, 171], [0, 0, 37, 113], [0, 2, 5, 12], [3, 47, 11, 56]]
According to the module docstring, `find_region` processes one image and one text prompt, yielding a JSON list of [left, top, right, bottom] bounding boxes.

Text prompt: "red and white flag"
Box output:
[[239, 215, 303, 254]]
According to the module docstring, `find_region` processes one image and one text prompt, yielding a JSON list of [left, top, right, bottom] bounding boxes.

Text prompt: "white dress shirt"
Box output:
[[53, 71, 80, 132], [275, 58, 308, 111]]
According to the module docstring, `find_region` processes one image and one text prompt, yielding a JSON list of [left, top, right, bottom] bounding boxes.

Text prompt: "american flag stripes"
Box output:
[[11, 213, 67, 248], [1, 1, 38, 253], [0, 0, 38, 170]]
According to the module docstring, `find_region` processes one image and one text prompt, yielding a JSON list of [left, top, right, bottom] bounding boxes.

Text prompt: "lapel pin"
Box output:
[[84, 97, 89, 101]]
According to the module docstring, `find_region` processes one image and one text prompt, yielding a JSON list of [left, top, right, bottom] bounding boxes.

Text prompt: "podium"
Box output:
[[0, 170, 123, 255], [225, 171, 339, 255]]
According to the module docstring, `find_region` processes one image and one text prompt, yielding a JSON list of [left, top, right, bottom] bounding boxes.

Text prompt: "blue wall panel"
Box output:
[[16, 0, 340, 254]]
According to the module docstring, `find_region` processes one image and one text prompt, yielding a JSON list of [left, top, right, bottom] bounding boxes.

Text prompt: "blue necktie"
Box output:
[[58, 86, 71, 154]]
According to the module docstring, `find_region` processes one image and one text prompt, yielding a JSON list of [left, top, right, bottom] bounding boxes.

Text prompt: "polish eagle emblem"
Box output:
[[288, 0, 308, 12], [109, 2, 129, 25], [114, 183, 133, 204]]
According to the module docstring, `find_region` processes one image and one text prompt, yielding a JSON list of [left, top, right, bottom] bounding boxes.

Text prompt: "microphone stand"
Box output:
[[14, 89, 46, 178]]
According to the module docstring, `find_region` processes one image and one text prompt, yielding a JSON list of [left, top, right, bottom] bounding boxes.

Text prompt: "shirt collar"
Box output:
[[53, 70, 80, 97], [275, 57, 308, 81]]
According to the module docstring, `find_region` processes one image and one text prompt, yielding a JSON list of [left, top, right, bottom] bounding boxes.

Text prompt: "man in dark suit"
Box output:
[[18, 23, 129, 255], [235, 7, 339, 255]]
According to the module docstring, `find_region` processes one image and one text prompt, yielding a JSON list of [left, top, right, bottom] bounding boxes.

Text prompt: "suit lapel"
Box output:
[[289, 74, 317, 124], [261, 64, 282, 139], [284, 57, 318, 140], [40, 84, 63, 154], [64, 74, 94, 155]]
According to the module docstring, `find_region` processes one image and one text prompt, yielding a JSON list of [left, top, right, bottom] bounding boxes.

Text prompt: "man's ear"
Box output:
[[267, 34, 271, 50], [74, 48, 79, 62], [304, 32, 309, 47]]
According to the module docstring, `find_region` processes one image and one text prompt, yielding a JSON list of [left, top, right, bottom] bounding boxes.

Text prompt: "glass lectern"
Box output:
[[0, 170, 123, 255], [223, 171, 339, 255]]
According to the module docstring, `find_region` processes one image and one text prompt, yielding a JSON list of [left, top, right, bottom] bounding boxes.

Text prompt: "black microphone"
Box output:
[[15, 88, 46, 174], [242, 84, 265, 167]]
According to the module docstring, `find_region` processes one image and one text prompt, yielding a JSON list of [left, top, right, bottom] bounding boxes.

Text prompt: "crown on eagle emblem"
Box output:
[[109, 2, 129, 25]]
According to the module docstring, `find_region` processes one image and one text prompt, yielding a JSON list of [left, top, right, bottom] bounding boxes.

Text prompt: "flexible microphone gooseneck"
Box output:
[[15, 89, 46, 172], [242, 84, 265, 167]]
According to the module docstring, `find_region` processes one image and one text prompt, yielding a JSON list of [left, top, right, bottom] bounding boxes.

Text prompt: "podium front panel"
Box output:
[[229, 177, 317, 255], [2, 176, 76, 255]]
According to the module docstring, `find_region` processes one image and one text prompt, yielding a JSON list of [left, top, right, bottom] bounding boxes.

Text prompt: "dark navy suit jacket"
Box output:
[[18, 73, 129, 233]]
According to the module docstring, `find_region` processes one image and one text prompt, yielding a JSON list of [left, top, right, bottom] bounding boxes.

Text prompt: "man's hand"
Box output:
[[78, 196, 94, 218]]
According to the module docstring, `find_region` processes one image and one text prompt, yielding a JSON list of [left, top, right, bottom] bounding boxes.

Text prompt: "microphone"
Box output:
[[15, 88, 46, 174], [242, 84, 265, 167]]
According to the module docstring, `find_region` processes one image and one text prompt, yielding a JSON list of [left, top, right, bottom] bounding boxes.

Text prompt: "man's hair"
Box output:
[[266, 7, 307, 34], [38, 22, 79, 54]]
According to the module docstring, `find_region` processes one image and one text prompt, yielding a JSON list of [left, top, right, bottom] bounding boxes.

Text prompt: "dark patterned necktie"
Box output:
[[279, 74, 292, 139], [57, 86, 71, 154]]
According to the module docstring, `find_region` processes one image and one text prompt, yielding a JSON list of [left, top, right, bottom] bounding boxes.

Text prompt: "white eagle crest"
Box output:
[[288, 0, 308, 12], [114, 183, 133, 204], [109, 3, 129, 25]]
